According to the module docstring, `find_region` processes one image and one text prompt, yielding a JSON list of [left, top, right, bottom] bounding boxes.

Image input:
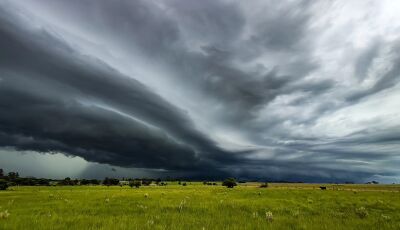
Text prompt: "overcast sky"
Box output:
[[1, 0, 400, 182]]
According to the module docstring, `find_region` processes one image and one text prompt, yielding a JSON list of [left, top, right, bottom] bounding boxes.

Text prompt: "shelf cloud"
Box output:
[[1, 0, 400, 182]]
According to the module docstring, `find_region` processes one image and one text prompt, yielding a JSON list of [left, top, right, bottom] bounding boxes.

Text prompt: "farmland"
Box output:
[[0, 183, 399, 229]]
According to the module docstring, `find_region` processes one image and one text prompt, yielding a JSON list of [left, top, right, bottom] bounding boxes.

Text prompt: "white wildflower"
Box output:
[[252, 212, 258, 218], [147, 219, 154, 225], [265, 211, 273, 222], [355, 207, 368, 218], [0, 210, 10, 219], [292, 210, 300, 217], [178, 199, 187, 212], [381, 214, 391, 220]]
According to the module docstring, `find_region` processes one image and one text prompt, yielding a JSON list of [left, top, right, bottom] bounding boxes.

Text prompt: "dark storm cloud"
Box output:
[[0, 6, 205, 151], [157, 0, 322, 124], [249, 0, 312, 51], [1, 0, 400, 182], [0, 5, 238, 174], [167, 0, 246, 44], [0, 87, 199, 169], [28, 0, 320, 122]]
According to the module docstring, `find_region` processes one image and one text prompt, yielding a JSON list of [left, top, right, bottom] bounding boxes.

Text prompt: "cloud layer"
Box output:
[[1, 0, 400, 182]]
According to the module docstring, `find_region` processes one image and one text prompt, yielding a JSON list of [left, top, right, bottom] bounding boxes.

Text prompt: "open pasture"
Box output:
[[0, 183, 399, 229]]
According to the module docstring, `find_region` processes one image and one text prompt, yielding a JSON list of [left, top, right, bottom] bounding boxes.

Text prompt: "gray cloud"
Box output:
[[0, 5, 237, 175], [1, 0, 400, 182], [347, 45, 400, 102]]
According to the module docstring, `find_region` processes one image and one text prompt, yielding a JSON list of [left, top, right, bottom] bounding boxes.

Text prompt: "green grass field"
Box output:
[[1, 183, 400, 229]]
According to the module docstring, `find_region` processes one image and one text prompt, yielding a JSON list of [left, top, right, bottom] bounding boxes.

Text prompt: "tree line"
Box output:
[[1, 168, 273, 190], [0, 169, 174, 189]]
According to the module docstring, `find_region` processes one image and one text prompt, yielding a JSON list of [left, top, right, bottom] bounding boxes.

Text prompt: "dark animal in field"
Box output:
[[320, 186, 327, 190]]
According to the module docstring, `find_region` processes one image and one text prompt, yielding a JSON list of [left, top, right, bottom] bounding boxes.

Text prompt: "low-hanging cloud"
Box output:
[[1, 0, 400, 182]]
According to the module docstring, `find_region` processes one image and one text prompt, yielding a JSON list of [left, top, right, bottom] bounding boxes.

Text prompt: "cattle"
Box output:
[[320, 186, 327, 190]]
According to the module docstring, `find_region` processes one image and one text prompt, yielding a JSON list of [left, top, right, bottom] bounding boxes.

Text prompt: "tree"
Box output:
[[60, 177, 73, 185], [80, 179, 100, 185], [222, 178, 237, 188], [36, 178, 50, 186], [80, 179, 90, 185], [141, 179, 152, 186], [7, 172, 19, 180], [0, 169, 3, 178], [90, 179, 100, 185], [103, 177, 119, 186], [0, 179, 8, 190], [129, 180, 141, 188], [259, 182, 269, 188]]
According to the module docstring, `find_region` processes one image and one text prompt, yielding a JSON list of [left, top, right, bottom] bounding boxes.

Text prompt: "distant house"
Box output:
[[119, 181, 129, 186]]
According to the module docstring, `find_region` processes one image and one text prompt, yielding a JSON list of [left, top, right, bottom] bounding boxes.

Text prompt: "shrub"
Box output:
[[103, 177, 119, 186], [182, 182, 187, 186], [129, 180, 142, 188], [0, 179, 8, 190], [142, 179, 152, 186], [80, 179, 90, 185], [90, 179, 100, 185], [260, 182, 269, 188], [222, 178, 237, 188], [355, 207, 368, 218], [59, 177, 79, 186]]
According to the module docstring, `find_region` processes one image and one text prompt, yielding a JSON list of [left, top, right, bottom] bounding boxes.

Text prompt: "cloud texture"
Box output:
[[1, 0, 400, 182]]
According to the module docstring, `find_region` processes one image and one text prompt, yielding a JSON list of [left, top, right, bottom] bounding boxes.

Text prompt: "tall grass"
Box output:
[[0, 184, 399, 229]]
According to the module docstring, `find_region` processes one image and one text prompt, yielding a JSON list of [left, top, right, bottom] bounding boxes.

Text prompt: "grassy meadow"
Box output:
[[0, 183, 399, 229]]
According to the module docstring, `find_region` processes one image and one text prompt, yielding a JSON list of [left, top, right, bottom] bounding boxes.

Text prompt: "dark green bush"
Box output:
[[260, 182, 269, 188], [222, 178, 237, 188], [129, 180, 142, 188], [0, 179, 8, 190]]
